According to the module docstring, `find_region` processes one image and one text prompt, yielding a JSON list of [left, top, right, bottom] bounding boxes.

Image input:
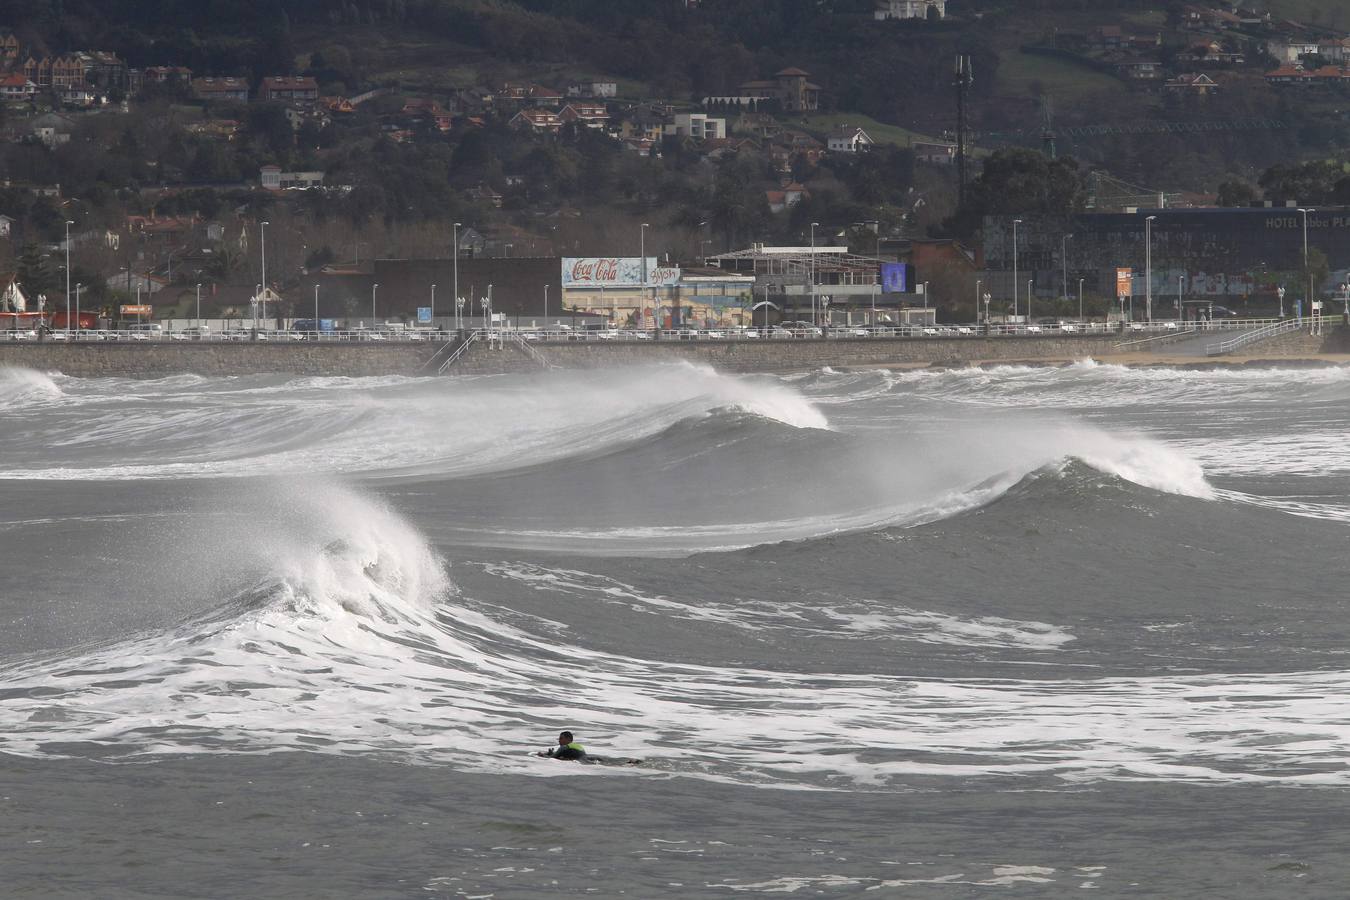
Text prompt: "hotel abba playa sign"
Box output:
[[562, 258, 680, 287]]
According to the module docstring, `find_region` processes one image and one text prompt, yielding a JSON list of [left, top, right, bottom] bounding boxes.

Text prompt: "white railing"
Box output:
[[435, 331, 481, 374], [3, 317, 1304, 347], [1205, 318, 1305, 356]]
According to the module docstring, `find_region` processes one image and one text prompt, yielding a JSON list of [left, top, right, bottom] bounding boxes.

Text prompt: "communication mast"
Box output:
[[954, 54, 972, 207]]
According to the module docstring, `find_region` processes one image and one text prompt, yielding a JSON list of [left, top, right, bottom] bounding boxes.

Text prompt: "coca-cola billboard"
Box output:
[[562, 257, 680, 287]]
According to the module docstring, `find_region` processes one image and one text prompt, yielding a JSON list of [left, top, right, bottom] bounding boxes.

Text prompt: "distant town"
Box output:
[[1, 1, 1349, 334]]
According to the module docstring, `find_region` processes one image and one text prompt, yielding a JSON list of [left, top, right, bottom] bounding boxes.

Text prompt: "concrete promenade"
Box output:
[[0, 328, 1346, 378]]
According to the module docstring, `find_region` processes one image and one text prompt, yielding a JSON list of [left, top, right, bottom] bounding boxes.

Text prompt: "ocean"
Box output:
[[2, 360, 1349, 897]]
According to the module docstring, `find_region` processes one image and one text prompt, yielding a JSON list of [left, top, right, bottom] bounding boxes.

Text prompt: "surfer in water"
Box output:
[[537, 731, 642, 766], [539, 730, 589, 761]]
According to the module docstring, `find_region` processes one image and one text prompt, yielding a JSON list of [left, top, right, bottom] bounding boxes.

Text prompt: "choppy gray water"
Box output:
[[2, 361, 1349, 897]]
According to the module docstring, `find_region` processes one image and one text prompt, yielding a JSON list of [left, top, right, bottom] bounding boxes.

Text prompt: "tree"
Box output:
[[942, 149, 1087, 238], [1216, 179, 1259, 207]]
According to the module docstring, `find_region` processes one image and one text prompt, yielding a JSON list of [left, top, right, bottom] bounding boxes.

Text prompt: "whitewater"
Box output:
[[3, 361, 1349, 897]]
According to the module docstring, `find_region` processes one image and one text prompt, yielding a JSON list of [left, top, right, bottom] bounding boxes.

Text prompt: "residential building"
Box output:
[[567, 81, 617, 98], [615, 109, 665, 142], [30, 113, 74, 147], [766, 182, 809, 213], [827, 126, 873, 153], [0, 73, 37, 101], [1114, 58, 1163, 81], [259, 75, 319, 104], [0, 214, 13, 237], [509, 108, 563, 134], [1266, 39, 1321, 64], [466, 184, 504, 208], [664, 112, 726, 140], [1164, 72, 1219, 95], [498, 82, 563, 109], [738, 67, 822, 113], [874, 0, 945, 19], [259, 165, 324, 190], [0, 33, 18, 65], [560, 102, 610, 130], [1176, 40, 1245, 66], [913, 140, 956, 165], [1264, 65, 1350, 86], [143, 66, 192, 84], [192, 76, 250, 102]]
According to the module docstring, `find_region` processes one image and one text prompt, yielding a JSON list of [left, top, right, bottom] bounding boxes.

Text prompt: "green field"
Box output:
[[998, 51, 1127, 104], [797, 113, 944, 148]]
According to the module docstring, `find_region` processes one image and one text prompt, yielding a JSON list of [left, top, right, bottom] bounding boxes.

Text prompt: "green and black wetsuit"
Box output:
[[547, 741, 588, 762]]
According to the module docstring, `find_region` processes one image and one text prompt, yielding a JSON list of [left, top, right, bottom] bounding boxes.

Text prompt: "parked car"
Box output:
[[1025, 325, 1043, 334], [7, 329, 36, 341], [956, 326, 975, 335], [1059, 324, 1077, 333]]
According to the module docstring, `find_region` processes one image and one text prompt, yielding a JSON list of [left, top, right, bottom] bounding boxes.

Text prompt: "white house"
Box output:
[[828, 126, 874, 153], [664, 112, 726, 140], [1266, 39, 1321, 64], [1, 273, 26, 311], [0, 214, 13, 237], [259, 165, 325, 191], [875, 0, 945, 20]]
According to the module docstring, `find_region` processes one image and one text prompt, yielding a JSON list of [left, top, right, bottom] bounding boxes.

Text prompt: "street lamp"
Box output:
[[452, 222, 461, 327], [1177, 274, 1184, 322], [64, 220, 73, 331], [1061, 233, 1073, 302], [543, 283, 549, 327], [1012, 218, 1022, 323], [975, 278, 982, 320], [74, 283, 81, 333], [195, 282, 201, 330], [371, 282, 379, 327], [810, 222, 820, 325], [1027, 278, 1033, 325], [640, 222, 650, 330], [983, 291, 991, 332], [456, 295, 466, 332], [260, 220, 270, 323], [313, 284, 319, 334], [1299, 208, 1315, 320], [1078, 277, 1085, 322], [1144, 215, 1157, 322], [254, 283, 261, 331], [1278, 285, 1286, 319]]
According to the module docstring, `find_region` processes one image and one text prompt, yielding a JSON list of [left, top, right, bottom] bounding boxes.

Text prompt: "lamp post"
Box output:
[[456, 296, 465, 332], [430, 283, 436, 329], [1299, 208, 1315, 321], [371, 282, 378, 328], [1078, 278, 1085, 322], [254, 283, 261, 331], [74, 283, 81, 333], [452, 222, 461, 328], [1027, 278, 1034, 326], [975, 278, 982, 322], [64, 219, 73, 331], [1012, 218, 1021, 323], [1278, 285, 1286, 319], [640, 222, 649, 330], [922, 281, 929, 310], [259, 220, 270, 325], [1177, 274, 1184, 322], [543, 283, 549, 328], [1144, 215, 1156, 322], [810, 221, 819, 326], [195, 282, 201, 330], [313, 284, 319, 334], [983, 291, 991, 332], [700, 238, 711, 264], [1061, 233, 1073, 302]]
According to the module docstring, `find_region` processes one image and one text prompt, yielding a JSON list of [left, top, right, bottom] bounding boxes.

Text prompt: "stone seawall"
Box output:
[[452, 335, 1128, 376], [0, 343, 434, 378], [1, 328, 1345, 379]]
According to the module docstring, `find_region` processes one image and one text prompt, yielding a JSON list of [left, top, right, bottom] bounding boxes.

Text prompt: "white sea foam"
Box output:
[[480, 563, 1075, 650], [2, 483, 1349, 791], [0, 364, 828, 479], [0, 366, 63, 408]]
